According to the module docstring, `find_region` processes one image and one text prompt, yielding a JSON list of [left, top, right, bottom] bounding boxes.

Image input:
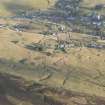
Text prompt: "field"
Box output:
[[83, 0, 105, 7]]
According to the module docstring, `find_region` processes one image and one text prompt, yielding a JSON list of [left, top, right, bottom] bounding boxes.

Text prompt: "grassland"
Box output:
[[0, 23, 105, 98]]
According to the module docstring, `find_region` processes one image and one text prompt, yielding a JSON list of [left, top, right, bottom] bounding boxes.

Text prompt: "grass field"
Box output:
[[83, 0, 105, 7], [0, 0, 56, 16]]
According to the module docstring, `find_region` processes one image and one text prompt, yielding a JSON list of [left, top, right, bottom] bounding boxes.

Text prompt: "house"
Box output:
[[95, 4, 103, 9], [97, 15, 101, 20]]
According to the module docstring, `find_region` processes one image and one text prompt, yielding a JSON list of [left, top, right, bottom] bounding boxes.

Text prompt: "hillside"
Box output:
[[0, 0, 105, 105]]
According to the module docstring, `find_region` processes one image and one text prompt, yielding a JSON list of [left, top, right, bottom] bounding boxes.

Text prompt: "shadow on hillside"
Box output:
[[0, 72, 105, 105], [0, 73, 64, 105]]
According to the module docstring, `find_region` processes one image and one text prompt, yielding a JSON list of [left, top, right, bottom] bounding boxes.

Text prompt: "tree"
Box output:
[[55, 0, 82, 16]]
